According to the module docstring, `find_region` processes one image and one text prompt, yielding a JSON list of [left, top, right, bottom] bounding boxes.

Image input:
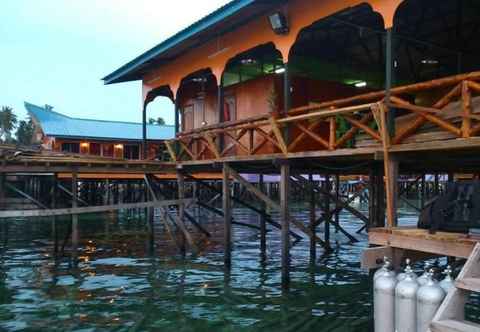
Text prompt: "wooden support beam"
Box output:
[[71, 172, 79, 264], [308, 174, 316, 264], [323, 175, 331, 248], [57, 183, 89, 206], [329, 117, 336, 150], [0, 198, 194, 218], [376, 103, 398, 228], [223, 163, 232, 267], [280, 163, 290, 290], [185, 174, 302, 240], [259, 174, 267, 259], [294, 122, 329, 149], [292, 175, 359, 243], [51, 175, 58, 256], [462, 81, 472, 138], [227, 167, 324, 244], [177, 171, 195, 255], [5, 182, 48, 209], [269, 117, 288, 155], [164, 141, 177, 162]]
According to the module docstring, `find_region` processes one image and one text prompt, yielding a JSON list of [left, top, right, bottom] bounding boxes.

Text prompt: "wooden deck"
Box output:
[[368, 227, 480, 259]]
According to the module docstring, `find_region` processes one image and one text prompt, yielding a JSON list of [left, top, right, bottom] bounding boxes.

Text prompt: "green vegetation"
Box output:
[[148, 117, 166, 125], [0, 106, 35, 145]]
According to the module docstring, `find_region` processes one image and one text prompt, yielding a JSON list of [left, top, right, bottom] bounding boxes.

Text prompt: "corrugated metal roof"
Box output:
[[102, 0, 278, 84], [25, 102, 174, 141]]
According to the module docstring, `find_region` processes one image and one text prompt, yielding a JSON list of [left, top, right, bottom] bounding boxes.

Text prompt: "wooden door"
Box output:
[[223, 95, 237, 155]]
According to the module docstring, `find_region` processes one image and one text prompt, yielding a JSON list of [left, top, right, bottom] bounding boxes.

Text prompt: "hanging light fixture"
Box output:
[[268, 12, 289, 35]]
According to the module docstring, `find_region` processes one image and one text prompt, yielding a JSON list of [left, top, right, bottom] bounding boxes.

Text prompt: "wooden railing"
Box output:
[[164, 71, 480, 162]]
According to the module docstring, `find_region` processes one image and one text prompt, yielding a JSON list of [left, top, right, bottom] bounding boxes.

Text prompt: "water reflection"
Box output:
[[0, 201, 474, 331]]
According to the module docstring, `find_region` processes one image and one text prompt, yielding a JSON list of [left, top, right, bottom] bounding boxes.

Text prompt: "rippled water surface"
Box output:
[[0, 200, 474, 331]]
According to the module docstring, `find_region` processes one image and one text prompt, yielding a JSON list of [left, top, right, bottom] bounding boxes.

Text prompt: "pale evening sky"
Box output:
[[1, 0, 230, 125]]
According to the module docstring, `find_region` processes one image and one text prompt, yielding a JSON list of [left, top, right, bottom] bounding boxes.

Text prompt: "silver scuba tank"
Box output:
[[416, 269, 446, 332], [439, 265, 454, 293], [395, 264, 419, 332], [397, 258, 415, 282], [374, 269, 397, 332], [417, 261, 433, 286], [374, 257, 393, 281]]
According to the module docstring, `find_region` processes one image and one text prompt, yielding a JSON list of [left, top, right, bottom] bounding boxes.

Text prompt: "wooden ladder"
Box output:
[[429, 243, 480, 332]]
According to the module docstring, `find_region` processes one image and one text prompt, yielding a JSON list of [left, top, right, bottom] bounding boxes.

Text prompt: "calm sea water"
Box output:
[[0, 200, 476, 331]]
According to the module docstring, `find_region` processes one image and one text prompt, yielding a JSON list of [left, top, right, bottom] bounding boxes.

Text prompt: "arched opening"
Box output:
[[223, 43, 284, 116], [221, 43, 284, 155], [177, 69, 218, 132], [393, 0, 480, 85], [286, 4, 386, 152], [289, 3, 386, 101], [144, 86, 175, 160]]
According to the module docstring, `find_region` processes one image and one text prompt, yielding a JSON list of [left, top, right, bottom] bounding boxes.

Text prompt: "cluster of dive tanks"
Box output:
[[374, 257, 454, 332]]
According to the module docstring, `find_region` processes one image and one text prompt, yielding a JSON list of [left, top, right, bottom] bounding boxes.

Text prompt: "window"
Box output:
[[102, 144, 113, 157], [90, 143, 101, 155], [124, 144, 139, 160], [61, 142, 79, 153]]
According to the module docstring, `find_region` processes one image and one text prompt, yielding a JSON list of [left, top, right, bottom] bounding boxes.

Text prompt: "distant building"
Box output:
[[25, 102, 174, 160]]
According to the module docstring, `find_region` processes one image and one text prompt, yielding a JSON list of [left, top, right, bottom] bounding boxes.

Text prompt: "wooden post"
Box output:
[[385, 28, 396, 136], [334, 174, 340, 233], [283, 62, 291, 144], [462, 81, 472, 138], [421, 174, 426, 209], [174, 98, 180, 135], [146, 177, 155, 253], [142, 104, 147, 159], [259, 174, 267, 260], [218, 83, 225, 151], [52, 174, 58, 256], [177, 171, 186, 256], [308, 174, 316, 264], [280, 164, 290, 290], [71, 172, 79, 265], [324, 175, 331, 247], [385, 157, 398, 228], [0, 173, 5, 211], [223, 164, 232, 268]]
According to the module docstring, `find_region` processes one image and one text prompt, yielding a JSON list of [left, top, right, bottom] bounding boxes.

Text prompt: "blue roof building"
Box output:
[[25, 102, 174, 141], [25, 102, 174, 159]]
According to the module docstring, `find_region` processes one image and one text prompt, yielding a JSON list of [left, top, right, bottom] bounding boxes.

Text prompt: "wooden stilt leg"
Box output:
[[324, 174, 331, 247], [309, 173, 316, 264], [177, 171, 186, 256], [259, 174, 267, 261], [335, 174, 340, 233], [71, 172, 79, 265], [280, 164, 290, 290], [384, 157, 398, 228], [52, 174, 58, 257], [223, 164, 232, 268]]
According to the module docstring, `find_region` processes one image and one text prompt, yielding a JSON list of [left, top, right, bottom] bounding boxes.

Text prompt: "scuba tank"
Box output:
[[374, 257, 393, 280], [417, 269, 446, 332], [439, 265, 454, 293], [397, 258, 416, 282], [374, 269, 397, 332], [417, 262, 433, 286], [395, 263, 419, 332]]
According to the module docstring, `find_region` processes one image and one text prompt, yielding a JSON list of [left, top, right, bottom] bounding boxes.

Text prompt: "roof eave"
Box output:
[[102, 0, 257, 85]]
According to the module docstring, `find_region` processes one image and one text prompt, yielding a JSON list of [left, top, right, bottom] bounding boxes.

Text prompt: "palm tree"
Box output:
[[0, 106, 18, 143]]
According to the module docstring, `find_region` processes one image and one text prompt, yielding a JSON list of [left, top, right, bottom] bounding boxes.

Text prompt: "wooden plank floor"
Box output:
[[369, 227, 480, 258]]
